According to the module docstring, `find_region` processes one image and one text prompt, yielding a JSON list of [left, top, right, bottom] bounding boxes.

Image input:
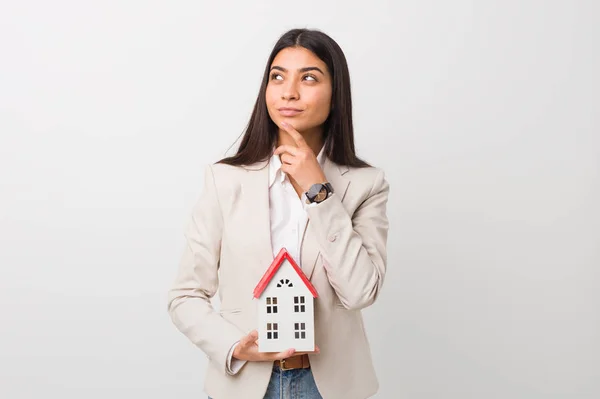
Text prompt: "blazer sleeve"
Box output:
[[167, 163, 245, 373], [306, 168, 390, 311]]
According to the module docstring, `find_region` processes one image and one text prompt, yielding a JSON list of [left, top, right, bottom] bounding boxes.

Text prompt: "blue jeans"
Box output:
[[209, 364, 323, 399]]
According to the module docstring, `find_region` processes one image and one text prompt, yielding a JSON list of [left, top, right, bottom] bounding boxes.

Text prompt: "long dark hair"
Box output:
[[217, 28, 370, 168]]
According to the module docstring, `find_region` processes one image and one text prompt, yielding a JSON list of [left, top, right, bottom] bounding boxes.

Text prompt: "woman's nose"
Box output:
[[281, 81, 299, 100]]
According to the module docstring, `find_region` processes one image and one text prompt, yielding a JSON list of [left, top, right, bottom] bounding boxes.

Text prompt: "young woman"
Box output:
[[168, 28, 390, 399]]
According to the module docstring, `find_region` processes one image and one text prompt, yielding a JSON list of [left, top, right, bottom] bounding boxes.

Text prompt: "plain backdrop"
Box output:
[[1, 1, 598, 398]]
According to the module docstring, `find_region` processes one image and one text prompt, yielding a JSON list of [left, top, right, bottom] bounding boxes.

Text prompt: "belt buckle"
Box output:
[[280, 358, 293, 371]]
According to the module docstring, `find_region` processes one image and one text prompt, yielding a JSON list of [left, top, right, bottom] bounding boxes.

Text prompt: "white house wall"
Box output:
[[257, 259, 315, 352]]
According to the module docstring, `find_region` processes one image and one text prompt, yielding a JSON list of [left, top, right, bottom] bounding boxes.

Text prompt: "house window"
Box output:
[[267, 323, 279, 340], [294, 296, 305, 312], [277, 278, 293, 288], [266, 297, 278, 314], [294, 322, 306, 339]]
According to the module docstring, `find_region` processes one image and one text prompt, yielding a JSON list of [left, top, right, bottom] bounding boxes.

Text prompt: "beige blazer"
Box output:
[[167, 155, 390, 399]]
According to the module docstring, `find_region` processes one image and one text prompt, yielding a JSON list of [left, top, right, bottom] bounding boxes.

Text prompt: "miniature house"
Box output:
[[253, 248, 319, 352]]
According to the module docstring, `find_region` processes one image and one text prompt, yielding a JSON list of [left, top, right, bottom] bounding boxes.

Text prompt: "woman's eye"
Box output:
[[269, 73, 317, 82]]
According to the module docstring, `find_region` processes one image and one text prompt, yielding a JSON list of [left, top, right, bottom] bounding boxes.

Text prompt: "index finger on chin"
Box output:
[[281, 122, 308, 148]]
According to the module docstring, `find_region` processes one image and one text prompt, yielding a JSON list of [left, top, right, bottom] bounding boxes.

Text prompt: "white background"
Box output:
[[1, 1, 598, 398]]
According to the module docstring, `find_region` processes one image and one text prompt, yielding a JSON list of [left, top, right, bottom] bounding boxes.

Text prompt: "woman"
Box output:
[[168, 28, 390, 399]]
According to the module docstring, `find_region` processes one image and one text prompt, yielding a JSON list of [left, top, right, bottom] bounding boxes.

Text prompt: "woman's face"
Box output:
[[266, 46, 332, 134]]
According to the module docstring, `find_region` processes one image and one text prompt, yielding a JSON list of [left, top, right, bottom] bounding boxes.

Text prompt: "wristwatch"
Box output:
[[305, 182, 334, 204]]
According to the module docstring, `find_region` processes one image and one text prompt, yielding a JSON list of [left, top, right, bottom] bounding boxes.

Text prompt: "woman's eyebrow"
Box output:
[[270, 66, 325, 75]]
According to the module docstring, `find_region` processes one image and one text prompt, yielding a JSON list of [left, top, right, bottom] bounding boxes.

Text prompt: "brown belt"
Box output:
[[274, 354, 310, 370]]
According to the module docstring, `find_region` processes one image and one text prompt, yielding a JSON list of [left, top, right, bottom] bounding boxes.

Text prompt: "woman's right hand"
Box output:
[[233, 330, 320, 362]]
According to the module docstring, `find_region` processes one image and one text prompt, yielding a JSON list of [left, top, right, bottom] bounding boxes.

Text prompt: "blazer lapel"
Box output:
[[300, 157, 350, 280], [242, 160, 275, 273]]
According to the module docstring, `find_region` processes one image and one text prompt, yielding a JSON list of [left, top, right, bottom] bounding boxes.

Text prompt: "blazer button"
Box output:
[[328, 234, 337, 242]]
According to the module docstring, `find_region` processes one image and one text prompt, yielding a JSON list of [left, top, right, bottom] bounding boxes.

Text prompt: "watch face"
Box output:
[[315, 188, 327, 202], [308, 184, 321, 198], [308, 183, 332, 203]]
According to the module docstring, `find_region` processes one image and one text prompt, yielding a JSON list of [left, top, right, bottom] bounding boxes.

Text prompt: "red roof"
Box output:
[[253, 248, 318, 299]]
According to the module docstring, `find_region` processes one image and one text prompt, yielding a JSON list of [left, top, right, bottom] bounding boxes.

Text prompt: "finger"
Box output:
[[280, 163, 293, 176], [273, 145, 298, 157], [250, 347, 291, 362], [270, 348, 296, 361], [281, 121, 308, 148], [241, 330, 258, 347], [249, 330, 259, 344], [280, 153, 294, 165], [292, 346, 320, 356]]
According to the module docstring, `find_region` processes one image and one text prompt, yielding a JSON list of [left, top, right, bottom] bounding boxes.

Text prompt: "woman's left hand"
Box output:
[[273, 121, 327, 192]]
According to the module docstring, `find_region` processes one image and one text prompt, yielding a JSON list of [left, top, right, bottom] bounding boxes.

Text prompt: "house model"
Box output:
[[253, 248, 318, 353]]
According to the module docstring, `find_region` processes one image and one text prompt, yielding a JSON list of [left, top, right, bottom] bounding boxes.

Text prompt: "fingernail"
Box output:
[[281, 121, 289, 127]]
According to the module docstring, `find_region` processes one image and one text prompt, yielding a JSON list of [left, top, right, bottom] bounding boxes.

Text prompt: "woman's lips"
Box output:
[[278, 108, 303, 116]]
